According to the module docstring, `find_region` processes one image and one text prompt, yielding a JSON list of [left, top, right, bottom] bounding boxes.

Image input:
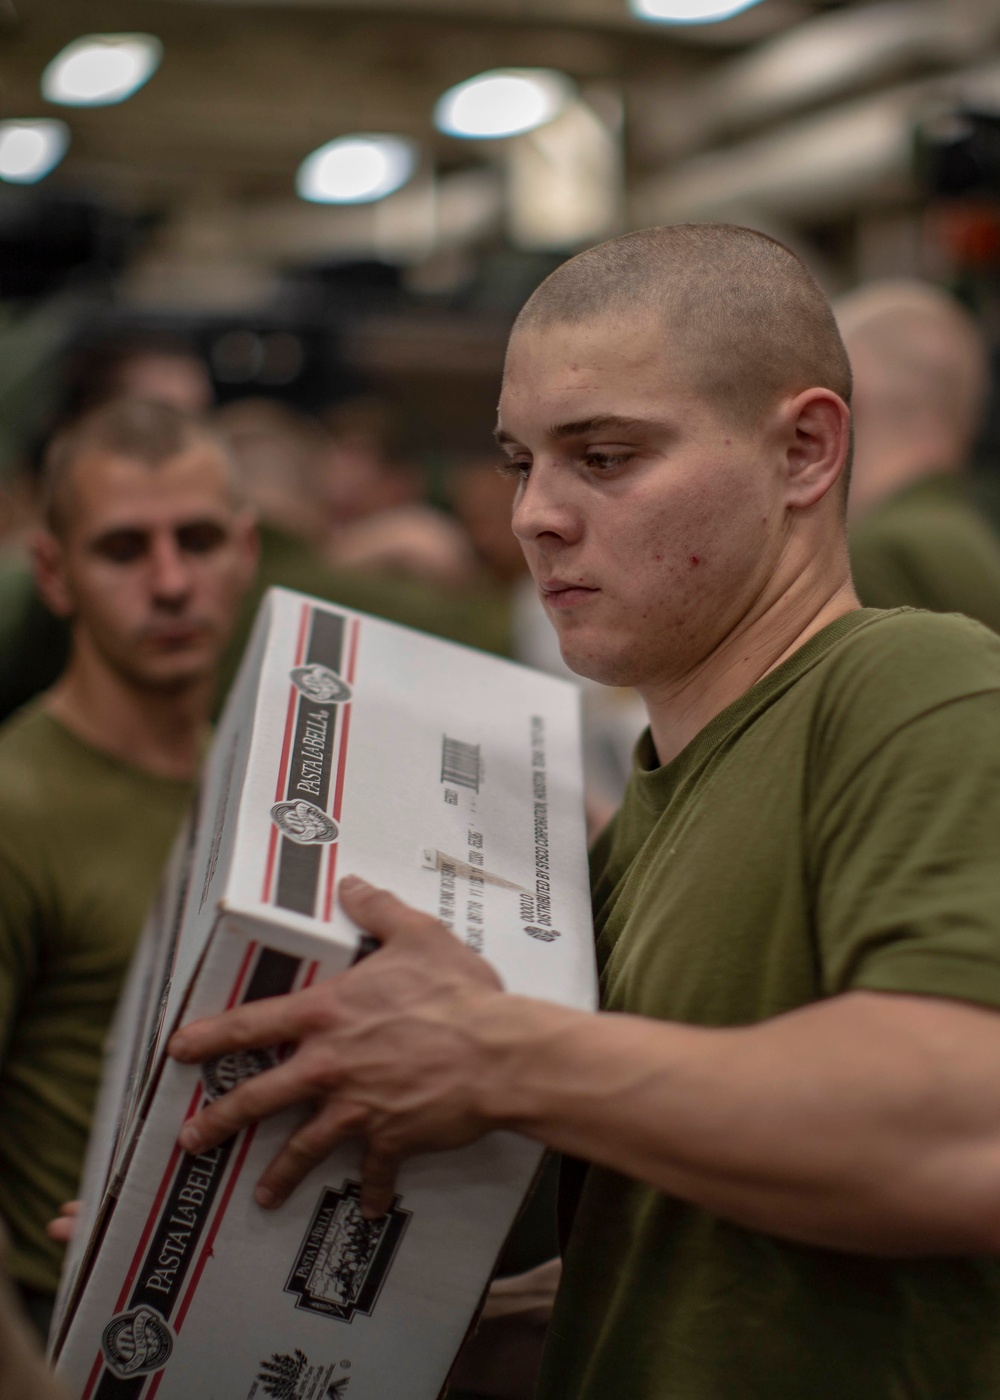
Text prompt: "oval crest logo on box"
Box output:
[[271, 800, 339, 845], [101, 1306, 173, 1378], [202, 1046, 280, 1100], [290, 663, 352, 705]]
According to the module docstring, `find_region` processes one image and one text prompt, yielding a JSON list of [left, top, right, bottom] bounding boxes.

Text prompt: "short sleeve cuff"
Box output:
[[851, 948, 1000, 1014]]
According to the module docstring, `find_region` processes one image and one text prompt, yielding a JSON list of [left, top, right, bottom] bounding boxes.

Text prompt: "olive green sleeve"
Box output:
[[0, 843, 41, 1066], [810, 691, 1000, 1008], [0, 564, 70, 724]]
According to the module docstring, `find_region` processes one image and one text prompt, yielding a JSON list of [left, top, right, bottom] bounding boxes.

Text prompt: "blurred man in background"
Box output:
[[209, 396, 512, 704], [320, 394, 422, 529], [0, 400, 256, 1337], [62, 332, 215, 419], [0, 332, 217, 724], [450, 455, 529, 588], [320, 396, 479, 589], [0, 376, 514, 726], [839, 279, 1000, 628]]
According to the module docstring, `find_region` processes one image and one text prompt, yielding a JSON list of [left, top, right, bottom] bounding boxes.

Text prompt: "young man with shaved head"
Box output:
[[171, 225, 1000, 1399], [0, 400, 257, 1336], [839, 278, 1000, 629]]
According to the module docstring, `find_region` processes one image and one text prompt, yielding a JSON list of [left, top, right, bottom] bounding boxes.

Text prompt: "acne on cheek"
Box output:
[[650, 550, 704, 569]]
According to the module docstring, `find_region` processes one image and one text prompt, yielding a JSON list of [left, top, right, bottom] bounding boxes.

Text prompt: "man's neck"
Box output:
[[641, 564, 860, 767], [44, 652, 211, 782]]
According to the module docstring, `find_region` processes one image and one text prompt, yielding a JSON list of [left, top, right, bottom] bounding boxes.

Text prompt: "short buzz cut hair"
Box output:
[[41, 398, 236, 536], [512, 223, 852, 428]]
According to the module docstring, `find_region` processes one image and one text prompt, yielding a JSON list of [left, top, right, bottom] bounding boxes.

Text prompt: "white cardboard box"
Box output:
[[53, 587, 596, 1400]]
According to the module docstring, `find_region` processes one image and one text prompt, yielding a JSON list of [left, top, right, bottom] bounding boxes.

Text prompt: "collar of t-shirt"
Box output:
[[629, 609, 887, 814]]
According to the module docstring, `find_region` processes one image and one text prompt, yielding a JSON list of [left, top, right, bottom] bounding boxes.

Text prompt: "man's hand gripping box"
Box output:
[[53, 586, 596, 1400]]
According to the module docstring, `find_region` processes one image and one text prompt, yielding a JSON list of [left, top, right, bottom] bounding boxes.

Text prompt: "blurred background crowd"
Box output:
[[6, 0, 1000, 1393], [0, 0, 999, 767], [4, 0, 1000, 809]]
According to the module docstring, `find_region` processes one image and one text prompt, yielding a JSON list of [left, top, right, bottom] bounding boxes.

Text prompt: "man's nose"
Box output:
[[511, 459, 581, 546], [149, 534, 193, 603]]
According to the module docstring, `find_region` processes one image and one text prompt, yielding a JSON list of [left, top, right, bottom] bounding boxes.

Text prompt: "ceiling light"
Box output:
[[434, 69, 573, 140], [0, 120, 70, 183], [41, 33, 162, 107], [296, 135, 416, 204], [630, 0, 764, 23]]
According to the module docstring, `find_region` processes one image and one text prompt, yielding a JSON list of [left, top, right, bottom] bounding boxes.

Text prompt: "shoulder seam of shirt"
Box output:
[[814, 685, 1000, 817]]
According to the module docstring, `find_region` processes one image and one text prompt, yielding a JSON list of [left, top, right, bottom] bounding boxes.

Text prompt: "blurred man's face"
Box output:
[[499, 315, 789, 692], [37, 444, 257, 692], [115, 353, 214, 417]]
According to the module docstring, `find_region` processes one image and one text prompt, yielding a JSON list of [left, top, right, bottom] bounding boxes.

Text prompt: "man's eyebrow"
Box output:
[[493, 415, 669, 448], [89, 525, 148, 543], [549, 414, 669, 439]]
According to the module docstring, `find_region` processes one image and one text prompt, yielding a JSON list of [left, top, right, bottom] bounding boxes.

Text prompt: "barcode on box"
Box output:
[[441, 736, 480, 793]]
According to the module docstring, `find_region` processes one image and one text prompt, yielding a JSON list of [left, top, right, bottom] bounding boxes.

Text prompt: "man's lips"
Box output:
[[141, 623, 210, 648], [539, 579, 599, 609]]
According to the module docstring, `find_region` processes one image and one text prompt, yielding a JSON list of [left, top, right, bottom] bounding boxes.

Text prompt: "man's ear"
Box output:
[[31, 529, 74, 618], [782, 388, 851, 511]]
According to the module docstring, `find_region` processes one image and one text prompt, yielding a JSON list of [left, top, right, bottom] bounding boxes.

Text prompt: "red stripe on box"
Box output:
[[80, 1350, 104, 1399], [225, 941, 259, 1011], [80, 944, 260, 1400], [261, 603, 311, 903], [149, 958, 321, 1358], [323, 619, 361, 920], [169, 1124, 259, 1338]]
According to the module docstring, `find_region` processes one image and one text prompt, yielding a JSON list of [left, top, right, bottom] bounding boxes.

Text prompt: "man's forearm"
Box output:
[[476, 988, 1000, 1256], [170, 882, 1000, 1241]]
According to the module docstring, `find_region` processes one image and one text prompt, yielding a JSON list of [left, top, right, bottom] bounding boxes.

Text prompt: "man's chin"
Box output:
[[557, 636, 636, 689], [127, 652, 217, 693]]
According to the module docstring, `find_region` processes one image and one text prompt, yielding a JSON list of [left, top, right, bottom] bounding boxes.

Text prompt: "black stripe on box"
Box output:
[[275, 610, 347, 917], [92, 949, 300, 1399]]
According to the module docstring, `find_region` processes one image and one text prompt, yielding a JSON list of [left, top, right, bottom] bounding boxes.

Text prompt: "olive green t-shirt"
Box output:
[[0, 557, 69, 725], [539, 608, 1000, 1400], [0, 706, 193, 1295], [850, 473, 1000, 632]]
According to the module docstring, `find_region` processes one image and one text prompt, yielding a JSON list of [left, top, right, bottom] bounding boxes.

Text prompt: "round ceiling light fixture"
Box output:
[[41, 33, 162, 107], [296, 134, 416, 204], [434, 69, 574, 140], [0, 119, 70, 183], [630, 0, 764, 22]]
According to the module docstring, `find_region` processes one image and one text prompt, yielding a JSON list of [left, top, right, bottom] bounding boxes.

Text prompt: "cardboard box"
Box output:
[[53, 587, 596, 1400]]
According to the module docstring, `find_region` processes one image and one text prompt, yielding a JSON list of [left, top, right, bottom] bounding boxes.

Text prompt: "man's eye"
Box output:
[[176, 522, 227, 554], [583, 452, 631, 472], [94, 531, 148, 563], [497, 458, 530, 479]]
